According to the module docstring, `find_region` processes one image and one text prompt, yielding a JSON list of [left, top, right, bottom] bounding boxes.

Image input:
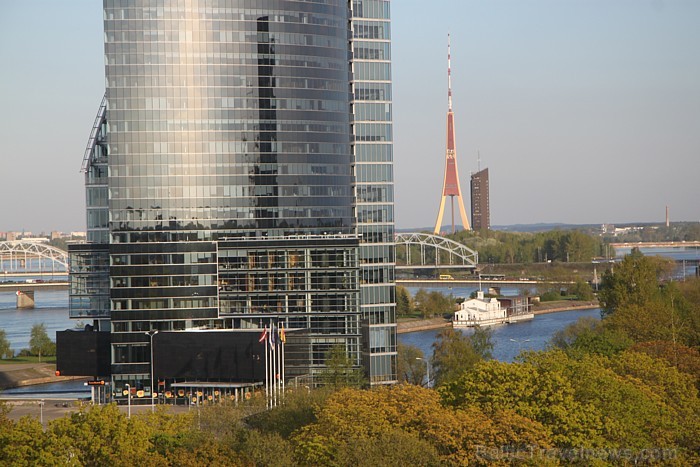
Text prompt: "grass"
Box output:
[[0, 356, 56, 365]]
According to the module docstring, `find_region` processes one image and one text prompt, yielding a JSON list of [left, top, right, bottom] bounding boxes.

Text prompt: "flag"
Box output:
[[279, 325, 286, 344], [258, 326, 268, 343], [269, 324, 277, 351]]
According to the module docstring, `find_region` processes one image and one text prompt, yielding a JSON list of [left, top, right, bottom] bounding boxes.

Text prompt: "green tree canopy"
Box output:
[[413, 289, 454, 318], [318, 345, 365, 389], [395, 285, 413, 317], [598, 249, 673, 317], [549, 316, 632, 358], [29, 323, 54, 362], [396, 342, 427, 386], [0, 329, 12, 359], [431, 327, 492, 386]]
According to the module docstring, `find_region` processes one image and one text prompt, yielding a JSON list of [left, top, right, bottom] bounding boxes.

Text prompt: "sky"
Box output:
[[0, 0, 698, 233]]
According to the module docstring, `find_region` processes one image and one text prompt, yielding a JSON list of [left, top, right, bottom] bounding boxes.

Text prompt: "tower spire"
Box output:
[[434, 34, 470, 235], [447, 33, 453, 112]]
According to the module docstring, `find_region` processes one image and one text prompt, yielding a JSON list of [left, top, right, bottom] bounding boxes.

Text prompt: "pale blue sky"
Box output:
[[1, 0, 698, 233]]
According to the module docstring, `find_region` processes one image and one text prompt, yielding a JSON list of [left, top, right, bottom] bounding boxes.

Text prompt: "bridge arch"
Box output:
[[0, 241, 69, 270], [394, 232, 478, 270]]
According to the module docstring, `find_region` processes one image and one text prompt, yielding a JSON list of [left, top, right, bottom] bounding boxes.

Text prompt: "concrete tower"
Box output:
[[434, 35, 470, 235]]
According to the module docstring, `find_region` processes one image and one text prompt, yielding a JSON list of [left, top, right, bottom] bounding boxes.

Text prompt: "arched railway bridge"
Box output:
[[394, 232, 478, 271], [0, 241, 69, 273]]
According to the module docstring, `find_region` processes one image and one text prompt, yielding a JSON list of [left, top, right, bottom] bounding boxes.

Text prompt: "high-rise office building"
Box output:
[[61, 0, 396, 395], [470, 168, 490, 231], [352, 0, 397, 384]]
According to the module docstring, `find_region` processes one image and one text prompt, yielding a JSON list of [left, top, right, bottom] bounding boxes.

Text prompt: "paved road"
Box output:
[[4, 399, 192, 425]]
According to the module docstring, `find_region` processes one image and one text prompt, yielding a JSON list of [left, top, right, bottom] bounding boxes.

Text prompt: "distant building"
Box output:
[[452, 291, 506, 327], [470, 168, 490, 230]]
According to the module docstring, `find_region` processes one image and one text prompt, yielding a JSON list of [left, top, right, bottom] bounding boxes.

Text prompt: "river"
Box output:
[[399, 308, 601, 363], [0, 289, 74, 352]]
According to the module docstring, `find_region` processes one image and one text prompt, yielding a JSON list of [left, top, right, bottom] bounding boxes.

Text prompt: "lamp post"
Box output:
[[509, 338, 530, 358], [39, 399, 44, 425], [145, 330, 158, 413], [415, 357, 431, 388], [124, 383, 131, 419]]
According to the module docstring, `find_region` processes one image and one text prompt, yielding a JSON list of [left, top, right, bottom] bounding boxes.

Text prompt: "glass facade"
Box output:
[[352, 0, 397, 384], [68, 0, 395, 389]]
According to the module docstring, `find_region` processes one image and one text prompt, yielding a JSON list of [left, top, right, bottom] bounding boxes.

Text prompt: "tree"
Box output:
[[630, 341, 700, 385], [318, 345, 365, 389], [29, 323, 54, 362], [413, 290, 454, 318], [439, 357, 606, 448], [293, 385, 550, 466], [396, 343, 427, 386], [550, 316, 632, 358], [431, 327, 492, 386], [569, 279, 594, 301], [0, 330, 12, 359], [598, 249, 673, 317], [395, 285, 413, 317]]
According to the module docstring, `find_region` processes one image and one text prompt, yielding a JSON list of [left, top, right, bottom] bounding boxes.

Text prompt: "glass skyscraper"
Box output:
[[68, 0, 396, 391], [352, 0, 396, 384]]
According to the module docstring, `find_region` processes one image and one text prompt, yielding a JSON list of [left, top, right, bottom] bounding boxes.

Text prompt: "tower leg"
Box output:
[[433, 196, 447, 234], [457, 192, 470, 231]]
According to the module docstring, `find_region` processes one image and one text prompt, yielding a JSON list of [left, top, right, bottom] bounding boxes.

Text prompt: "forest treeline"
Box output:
[[1, 251, 699, 465], [400, 222, 700, 266], [448, 229, 606, 264]]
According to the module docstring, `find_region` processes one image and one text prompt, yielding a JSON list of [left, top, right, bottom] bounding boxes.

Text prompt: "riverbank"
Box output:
[[0, 362, 85, 390], [397, 300, 600, 334]]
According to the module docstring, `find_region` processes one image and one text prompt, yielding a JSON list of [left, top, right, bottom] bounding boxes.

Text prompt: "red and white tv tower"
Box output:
[[433, 34, 470, 235]]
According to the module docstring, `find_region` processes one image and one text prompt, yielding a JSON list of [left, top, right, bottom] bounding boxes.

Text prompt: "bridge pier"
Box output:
[[16, 290, 35, 309]]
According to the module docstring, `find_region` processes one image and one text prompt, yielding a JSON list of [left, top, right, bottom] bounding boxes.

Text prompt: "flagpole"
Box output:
[[276, 321, 281, 404], [271, 318, 277, 407], [263, 327, 269, 408], [281, 323, 285, 400], [274, 320, 279, 407]]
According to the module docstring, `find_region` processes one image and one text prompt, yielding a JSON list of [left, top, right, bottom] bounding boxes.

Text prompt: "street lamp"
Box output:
[[124, 383, 131, 419], [145, 330, 159, 413], [415, 357, 431, 388]]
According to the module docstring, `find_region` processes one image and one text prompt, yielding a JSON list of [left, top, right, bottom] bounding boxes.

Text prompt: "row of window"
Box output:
[[353, 0, 391, 20], [109, 96, 350, 115], [106, 25, 349, 49], [106, 112, 351, 132], [357, 184, 393, 203], [220, 293, 358, 314], [354, 62, 391, 81], [109, 74, 349, 92], [353, 21, 390, 40], [355, 141, 392, 162], [105, 7, 346, 28], [354, 102, 391, 122], [356, 162, 392, 183]]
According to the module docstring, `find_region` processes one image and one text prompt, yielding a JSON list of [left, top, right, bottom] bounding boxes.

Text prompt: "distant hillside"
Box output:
[[397, 223, 592, 234]]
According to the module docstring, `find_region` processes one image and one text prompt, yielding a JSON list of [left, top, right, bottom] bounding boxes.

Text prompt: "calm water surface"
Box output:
[[399, 307, 601, 362]]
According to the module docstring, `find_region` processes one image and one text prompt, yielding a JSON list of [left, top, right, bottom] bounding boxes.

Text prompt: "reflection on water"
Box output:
[[0, 379, 90, 400]]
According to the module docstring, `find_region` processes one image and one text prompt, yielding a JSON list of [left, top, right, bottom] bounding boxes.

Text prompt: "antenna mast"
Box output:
[[447, 33, 453, 111]]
